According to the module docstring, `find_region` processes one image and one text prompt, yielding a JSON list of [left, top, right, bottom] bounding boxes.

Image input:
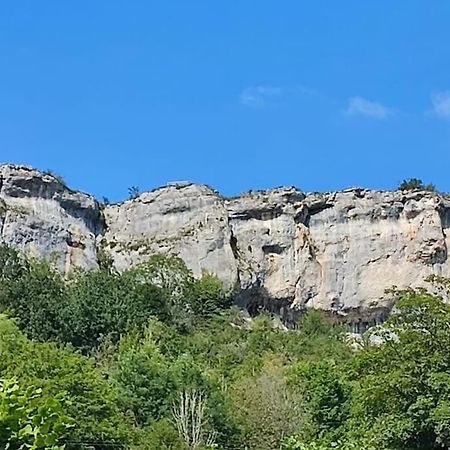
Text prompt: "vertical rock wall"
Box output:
[[0, 165, 102, 273], [2, 164, 450, 324]]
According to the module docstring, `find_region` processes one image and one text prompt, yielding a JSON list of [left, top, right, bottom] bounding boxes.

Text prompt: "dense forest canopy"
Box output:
[[1, 245, 450, 449]]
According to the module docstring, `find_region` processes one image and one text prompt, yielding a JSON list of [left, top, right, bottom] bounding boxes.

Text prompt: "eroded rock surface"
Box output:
[[102, 184, 238, 287], [300, 190, 450, 325], [0, 165, 102, 273], [3, 163, 450, 325]]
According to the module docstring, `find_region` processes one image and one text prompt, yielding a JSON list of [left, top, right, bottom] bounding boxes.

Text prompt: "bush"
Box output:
[[111, 329, 177, 426], [109, 324, 243, 448], [0, 314, 132, 447], [133, 419, 186, 450], [0, 378, 73, 450], [0, 246, 233, 346], [65, 268, 169, 350], [231, 362, 310, 449], [189, 272, 232, 319], [0, 247, 68, 342], [398, 178, 436, 192], [287, 360, 350, 440]]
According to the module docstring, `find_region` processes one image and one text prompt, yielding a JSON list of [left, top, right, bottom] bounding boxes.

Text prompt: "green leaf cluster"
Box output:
[[0, 378, 72, 450]]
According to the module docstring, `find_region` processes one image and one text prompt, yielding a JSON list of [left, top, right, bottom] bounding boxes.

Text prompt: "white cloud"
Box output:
[[345, 96, 394, 119], [239, 85, 283, 108], [430, 92, 450, 120], [239, 84, 319, 108]]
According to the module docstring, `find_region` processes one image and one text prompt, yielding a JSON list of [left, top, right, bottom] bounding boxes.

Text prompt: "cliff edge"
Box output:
[[2, 164, 449, 327]]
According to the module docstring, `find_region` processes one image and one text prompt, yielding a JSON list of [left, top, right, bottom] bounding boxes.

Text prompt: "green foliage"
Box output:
[[0, 246, 249, 447], [0, 315, 132, 447], [344, 290, 450, 449], [398, 178, 436, 192], [128, 186, 141, 200], [96, 247, 114, 271], [188, 272, 232, 319], [109, 324, 243, 448], [129, 256, 233, 331], [132, 419, 186, 450], [111, 330, 177, 426], [0, 247, 68, 342], [230, 362, 309, 449], [0, 245, 229, 351], [0, 378, 73, 450], [288, 360, 350, 440], [65, 268, 169, 350], [15, 244, 450, 449], [128, 255, 195, 330], [0, 246, 237, 348], [292, 287, 450, 450]]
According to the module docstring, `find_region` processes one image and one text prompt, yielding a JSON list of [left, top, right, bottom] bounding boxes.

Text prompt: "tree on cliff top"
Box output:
[[398, 178, 436, 192]]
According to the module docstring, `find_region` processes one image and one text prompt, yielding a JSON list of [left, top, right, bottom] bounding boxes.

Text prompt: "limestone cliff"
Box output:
[[2, 164, 449, 326], [0, 165, 102, 273]]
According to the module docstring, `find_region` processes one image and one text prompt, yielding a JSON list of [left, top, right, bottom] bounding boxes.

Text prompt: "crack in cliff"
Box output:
[[0, 210, 6, 239], [0, 172, 4, 197], [0, 174, 6, 239]]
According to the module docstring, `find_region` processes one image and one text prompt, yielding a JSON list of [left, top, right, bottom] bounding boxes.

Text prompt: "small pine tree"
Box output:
[[398, 178, 436, 192], [128, 186, 141, 200], [44, 169, 66, 186]]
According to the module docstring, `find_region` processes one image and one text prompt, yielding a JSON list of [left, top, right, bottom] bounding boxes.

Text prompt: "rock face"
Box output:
[[102, 184, 238, 287], [0, 165, 102, 273], [227, 188, 450, 326], [299, 190, 450, 325], [3, 163, 450, 325]]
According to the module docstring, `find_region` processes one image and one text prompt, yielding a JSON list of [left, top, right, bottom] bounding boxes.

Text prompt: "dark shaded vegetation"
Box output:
[[398, 178, 436, 192], [43, 169, 67, 187], [1, 245, 450, 449], [128, 186, 141, 200]]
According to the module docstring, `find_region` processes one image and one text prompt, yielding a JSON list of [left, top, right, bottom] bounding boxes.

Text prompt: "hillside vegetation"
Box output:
[[1, 245, 450, 449]]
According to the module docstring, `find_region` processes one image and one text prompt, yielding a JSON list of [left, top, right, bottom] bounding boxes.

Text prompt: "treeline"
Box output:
[[1, 246, 450, 449]]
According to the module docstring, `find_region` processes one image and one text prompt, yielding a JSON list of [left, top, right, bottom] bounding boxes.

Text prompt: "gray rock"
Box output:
[[101, 183, 238, 288], [3, 163, 450, 324], [0, 165, 102, 273]]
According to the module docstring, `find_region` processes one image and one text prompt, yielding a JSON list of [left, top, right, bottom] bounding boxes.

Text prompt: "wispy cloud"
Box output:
[[430, 92, 450, 120], [239, 85, 284, 108], [345, 97, 394, 119], [239, 84, 318, 108]]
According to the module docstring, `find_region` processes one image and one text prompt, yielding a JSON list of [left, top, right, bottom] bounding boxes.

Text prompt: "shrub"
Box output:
[[65, 268, 169, 350], [128, 186, 141, 200], [231, 363, 310, 450], [0, 315, 132, 447], [398, 178, 436, 192], [0, 247, 68, 342], [0, 378, 73, 450]]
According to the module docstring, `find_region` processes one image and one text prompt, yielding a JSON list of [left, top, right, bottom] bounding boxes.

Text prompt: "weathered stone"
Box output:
[[299, 190, 450, 324], [225, 188, 310, 318], [3, 163, 450, 324], [101, 184, 238, 288], [0, 165, 102, 273]]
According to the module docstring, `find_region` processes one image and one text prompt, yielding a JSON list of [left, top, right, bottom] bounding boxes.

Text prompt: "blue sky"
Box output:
[[1, 1, 450, 201]]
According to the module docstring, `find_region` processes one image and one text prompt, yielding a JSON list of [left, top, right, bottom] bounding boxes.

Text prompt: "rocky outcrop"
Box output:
[[299, 190, 450, 325], [226, 188, 450, 326], [0, 165, 102, 273], [102, 184, 238, 287], [2, 164, 450, 326]]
